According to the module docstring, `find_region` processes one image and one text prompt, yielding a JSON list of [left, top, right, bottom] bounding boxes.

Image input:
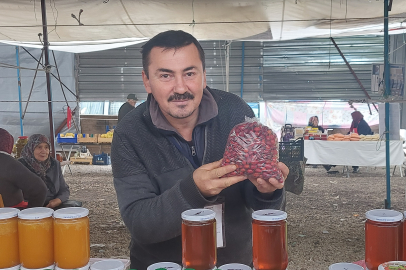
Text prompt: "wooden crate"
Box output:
[[77, 134, 98, 143], [97, 134, 113, 143], [70, 156, 93, 165]]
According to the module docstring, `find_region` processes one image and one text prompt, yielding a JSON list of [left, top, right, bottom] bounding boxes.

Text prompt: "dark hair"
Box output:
[[141, 30, 205, 78]]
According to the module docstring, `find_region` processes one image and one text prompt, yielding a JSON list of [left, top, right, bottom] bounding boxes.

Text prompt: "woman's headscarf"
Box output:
[[0, 128, 14, 154], [350, 111, 364, 132], [21, 134, 51, 180], [308, 116, 318, 127]]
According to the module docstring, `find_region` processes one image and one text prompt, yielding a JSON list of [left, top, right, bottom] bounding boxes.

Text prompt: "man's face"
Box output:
[[142, 43, 207, 122], [128, 99, 137, 107]]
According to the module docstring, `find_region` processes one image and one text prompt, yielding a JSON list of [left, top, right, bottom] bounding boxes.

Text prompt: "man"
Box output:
[[112, 30, 288, 269], [0, 128, 47, 208], [118, 93, 138, 123]]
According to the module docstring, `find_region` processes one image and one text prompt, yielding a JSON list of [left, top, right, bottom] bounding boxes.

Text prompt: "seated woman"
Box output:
[[19, 134, 70, 209], [0, 128, 47, 208], [308, 116, 325, 133]]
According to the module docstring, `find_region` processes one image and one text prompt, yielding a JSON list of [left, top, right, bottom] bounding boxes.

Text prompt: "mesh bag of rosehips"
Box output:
[[221, 117, 283, 182]]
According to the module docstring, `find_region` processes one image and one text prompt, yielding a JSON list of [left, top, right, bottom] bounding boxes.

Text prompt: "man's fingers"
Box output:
[[223, 175, 246, 188], [277, 162, 289, 179], [200, 159, 223, 171], [211, 164, 237, 179]]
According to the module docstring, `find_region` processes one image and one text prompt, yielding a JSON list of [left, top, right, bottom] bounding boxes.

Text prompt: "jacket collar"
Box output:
[[148, 87, 218, 132]]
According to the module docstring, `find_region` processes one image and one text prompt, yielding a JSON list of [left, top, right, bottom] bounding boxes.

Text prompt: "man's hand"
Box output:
[[248, 162, 289, 194], [46, 198, 62, 209], [193, 159, 246, 197]]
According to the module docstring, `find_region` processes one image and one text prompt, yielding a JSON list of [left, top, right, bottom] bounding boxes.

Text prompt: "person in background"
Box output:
[[0, 128, 47, 208], [112, 30, 288, 269], [19, 134, 71, 209], [350, 111, 373, 173], [308, 116, 324, 133], [350, 111, 372, 136], [118, 93, 138, 123]]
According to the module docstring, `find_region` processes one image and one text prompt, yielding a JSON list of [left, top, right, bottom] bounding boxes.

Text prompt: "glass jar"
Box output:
[[147, 262, 181, 270], [18, 207, 54, 269], [0, 208, 20, 269], [182, 209, 216, 270], [252, 209, 288, 270], [14, 136, 28, 159], [365, 209, 403, 270], [54, 207, 90, 269]]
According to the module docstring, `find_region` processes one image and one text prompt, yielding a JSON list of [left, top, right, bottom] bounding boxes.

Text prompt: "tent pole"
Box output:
[[16, 46, 24, 136], [41, 0, 56, 158], [225, 41, 230, 92], [240, 42, 245, 98], [384, 0, 391, 209]]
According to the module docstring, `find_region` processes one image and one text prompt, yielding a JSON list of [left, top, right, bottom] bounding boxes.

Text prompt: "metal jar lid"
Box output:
[[18, 207, 54, 220], [252, 209, 287, 221], [181, 209, 216, 222], [365, 209, 403, 222], [0, 207, 20, 220], [53, 207, 89, 219]]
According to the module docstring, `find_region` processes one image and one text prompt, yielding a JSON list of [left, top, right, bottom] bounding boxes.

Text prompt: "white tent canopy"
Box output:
[[0, 0, 406, 53]]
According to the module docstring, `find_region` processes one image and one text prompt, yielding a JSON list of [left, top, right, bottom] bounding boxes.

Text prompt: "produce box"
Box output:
[[279, 138, 304, 162], [97, 134, 113, 143], [77, 134, 98, 143], [93, 152, 111, 165], [57, 133, 77, 144]]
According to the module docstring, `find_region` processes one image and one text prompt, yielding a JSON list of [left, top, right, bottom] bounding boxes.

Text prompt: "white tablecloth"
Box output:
[[304, 140, 404, 166]]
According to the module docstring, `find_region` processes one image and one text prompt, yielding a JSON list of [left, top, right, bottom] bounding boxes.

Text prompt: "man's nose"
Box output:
[[174, 75, 187, 93]]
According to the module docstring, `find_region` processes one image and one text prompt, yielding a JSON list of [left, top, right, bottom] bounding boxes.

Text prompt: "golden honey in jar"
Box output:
[[18, 207, 54, 269], [365, 209, 403, 270], [53, 207, 90, 269], [252, 209, 288, 270], [0, 208, 20, 269], [182, 209, 216, 270]]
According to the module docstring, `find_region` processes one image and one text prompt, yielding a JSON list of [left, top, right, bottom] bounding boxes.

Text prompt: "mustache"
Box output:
[[168, 92, 195, 102]]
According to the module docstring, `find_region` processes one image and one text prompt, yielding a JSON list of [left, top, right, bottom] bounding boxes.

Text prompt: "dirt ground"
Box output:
[[64, 164, 406, 270]]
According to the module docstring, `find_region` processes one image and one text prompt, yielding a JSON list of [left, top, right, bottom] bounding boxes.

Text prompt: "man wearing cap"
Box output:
[[118, 94, 138, 123]]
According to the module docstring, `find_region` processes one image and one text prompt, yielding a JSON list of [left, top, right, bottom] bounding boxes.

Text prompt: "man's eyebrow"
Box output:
[[156, 68, 173, 74], [183, 66, 197, 72]]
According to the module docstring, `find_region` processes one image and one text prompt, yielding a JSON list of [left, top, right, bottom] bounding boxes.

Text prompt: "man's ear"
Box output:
[[142, 70, 152, 94], [203, 70, 207, 89]]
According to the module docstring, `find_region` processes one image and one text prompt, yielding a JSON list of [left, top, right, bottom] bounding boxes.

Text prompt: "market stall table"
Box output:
[[304, 140, 404, 176]]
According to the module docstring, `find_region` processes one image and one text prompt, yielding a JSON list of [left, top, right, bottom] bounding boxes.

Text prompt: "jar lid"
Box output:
[[365, 209, 403, 222], [90, 260, 124, 270], [329, 263, 364, 270], [181, 209, 216, 222], [252, 209, 287, 221], [21, 264, 54, 270], [55, 262, 89, 270], [146, 262, 181, 270], [53, 207, 89, 219], [378, 261, 406, 270], [0, 207, 20, 220], [18, 136, 28, 139], [1, 264, 20, 270], [18, 207, 54, 220], [219, 263, 252, 270]]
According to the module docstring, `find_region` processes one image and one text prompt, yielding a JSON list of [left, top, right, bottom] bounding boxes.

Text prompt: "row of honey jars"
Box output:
[[181, 208, 288, 270], [0, 207, 89, 270]]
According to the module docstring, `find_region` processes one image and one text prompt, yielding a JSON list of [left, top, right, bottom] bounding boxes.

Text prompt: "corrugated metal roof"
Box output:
[[78, 35, 386, 102]]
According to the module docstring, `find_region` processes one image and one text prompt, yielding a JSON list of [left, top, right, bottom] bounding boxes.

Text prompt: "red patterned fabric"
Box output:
[[0, 128, 14, 154], [67, 106, 72, 128]]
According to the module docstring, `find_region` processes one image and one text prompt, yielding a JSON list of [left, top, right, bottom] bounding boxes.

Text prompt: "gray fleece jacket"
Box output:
[[111, 88, 285, 270]]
